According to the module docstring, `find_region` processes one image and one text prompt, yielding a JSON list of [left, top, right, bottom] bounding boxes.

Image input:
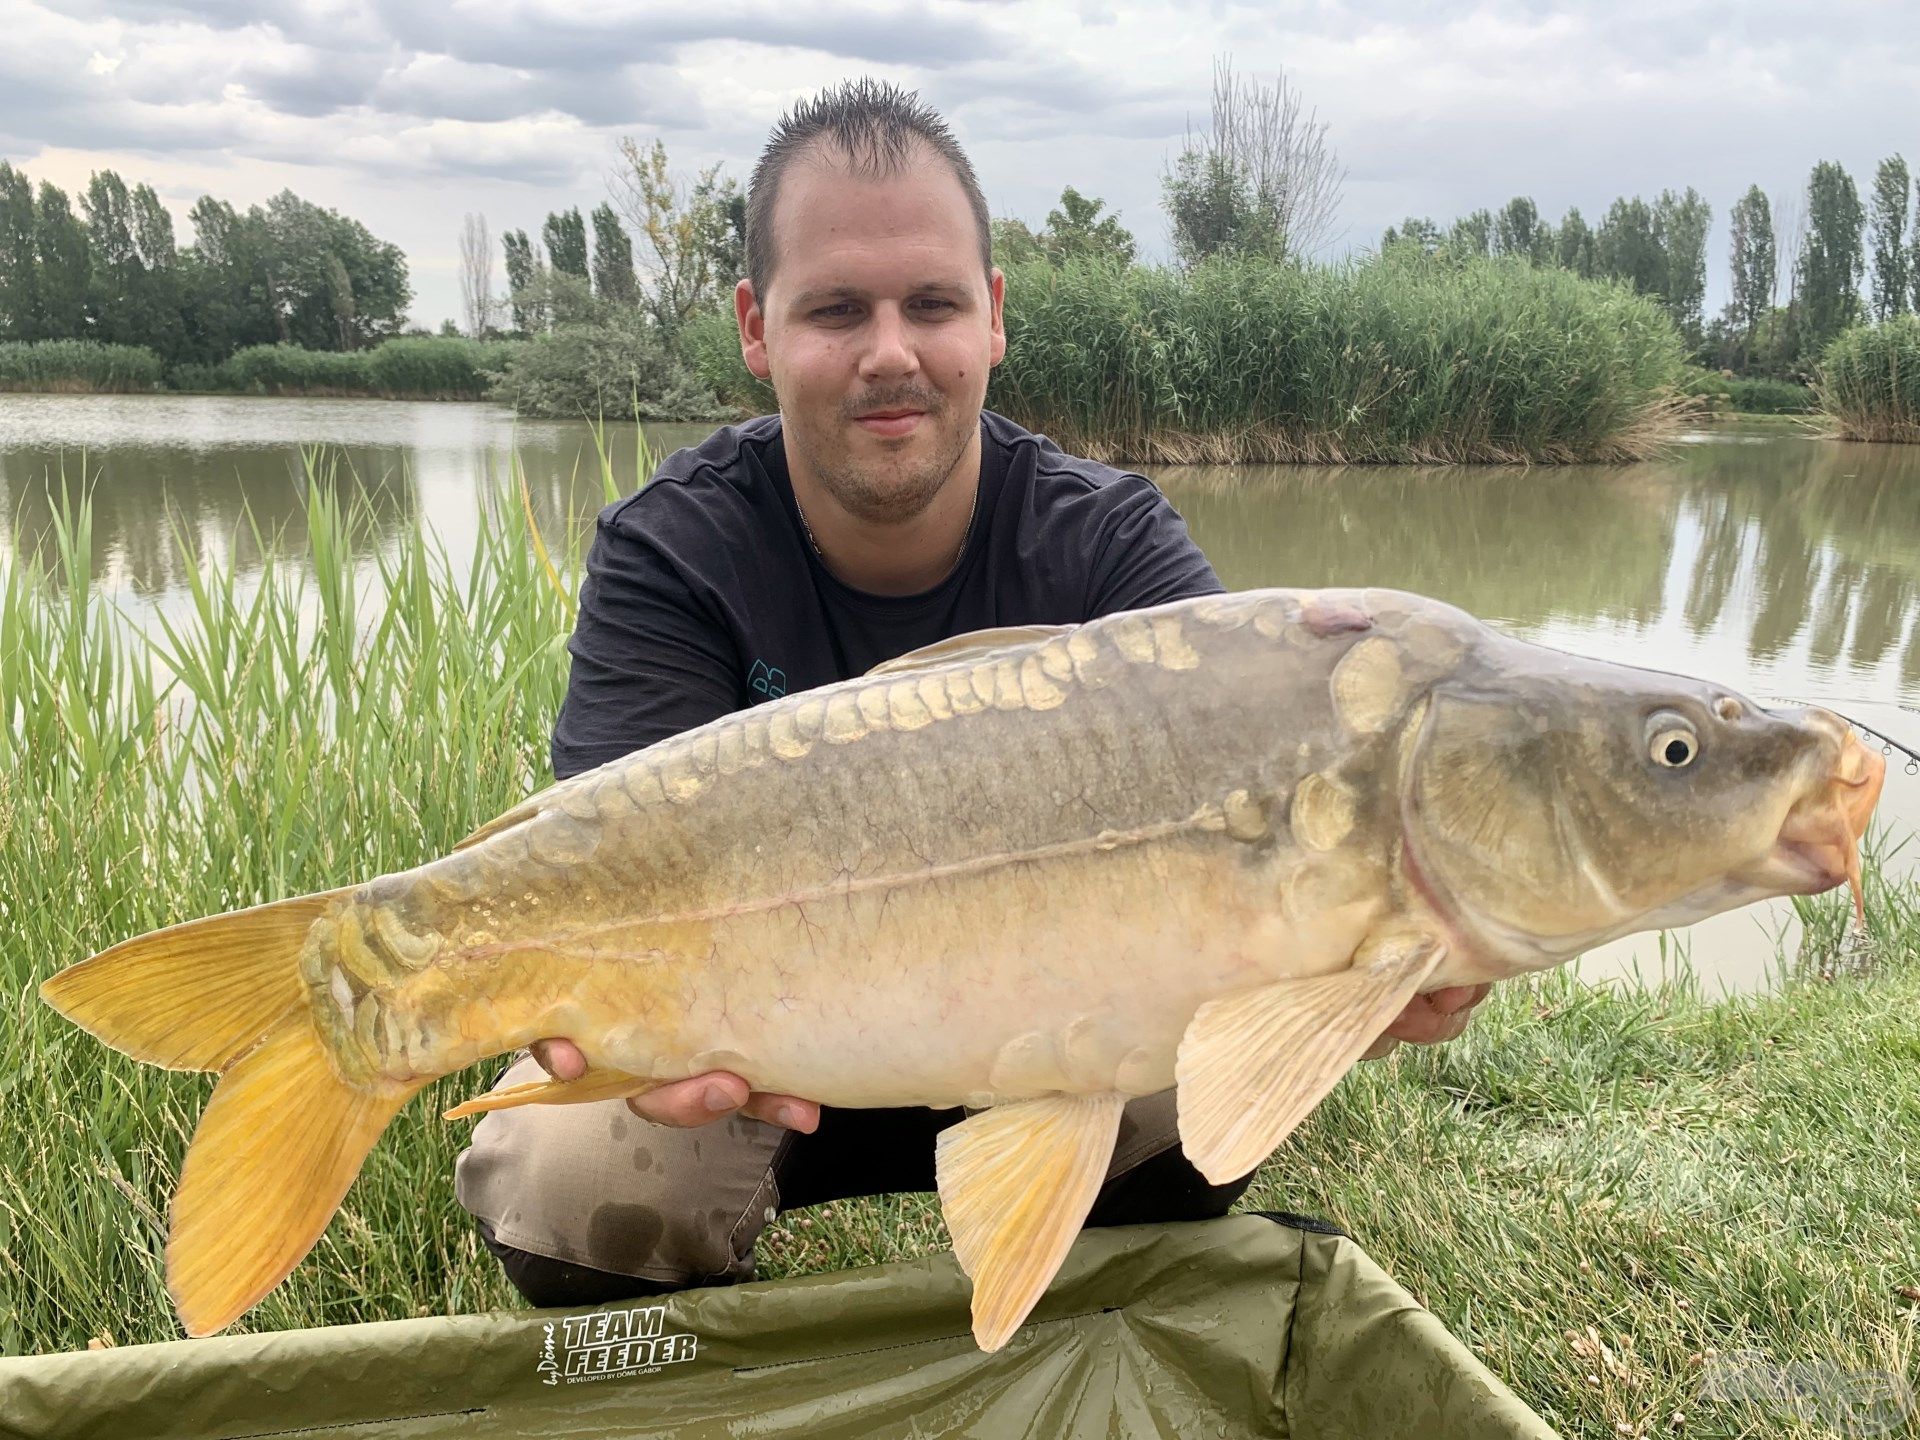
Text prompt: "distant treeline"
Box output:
[[0, 163, 410, 365], [1388, 155, 1920, 380]]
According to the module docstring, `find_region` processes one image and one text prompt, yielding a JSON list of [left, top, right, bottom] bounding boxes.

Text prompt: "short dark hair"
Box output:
[[745, 77, 992, 306]]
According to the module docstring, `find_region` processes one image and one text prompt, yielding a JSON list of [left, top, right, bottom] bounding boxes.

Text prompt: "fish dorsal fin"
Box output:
[[934, 1092, 1125, 1351], [1176, 932, 1446, 1184], [865, 624, 1075, 678], [452, 773, 591, 852]]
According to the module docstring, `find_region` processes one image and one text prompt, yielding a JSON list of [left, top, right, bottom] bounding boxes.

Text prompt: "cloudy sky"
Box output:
[[2, 0, 1916, 329]]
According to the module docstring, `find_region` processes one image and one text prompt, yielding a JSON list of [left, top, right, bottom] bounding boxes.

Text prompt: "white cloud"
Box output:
[[2, 0, 1916, 327]]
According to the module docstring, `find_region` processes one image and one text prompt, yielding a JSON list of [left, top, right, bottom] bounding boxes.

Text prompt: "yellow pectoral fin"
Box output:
[[443, 1064, 653, 1120], [1176, 932, 1447, 1185], [934, 1092, 1125, 1353]]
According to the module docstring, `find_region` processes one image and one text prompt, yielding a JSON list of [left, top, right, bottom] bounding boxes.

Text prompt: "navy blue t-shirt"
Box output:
[[550, 409, 1223, 780]]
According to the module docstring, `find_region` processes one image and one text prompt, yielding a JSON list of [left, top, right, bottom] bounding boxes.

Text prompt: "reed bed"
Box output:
[[1818, 315, 1920, 443], [688, 254, 1687, 464], [5, 456, 1919, 1440], [0, 340, 164, 394], [214, 337, 515, 400]]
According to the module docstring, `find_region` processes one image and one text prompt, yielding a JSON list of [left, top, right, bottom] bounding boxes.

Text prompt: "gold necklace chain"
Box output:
[[794, 478, 979, 579]]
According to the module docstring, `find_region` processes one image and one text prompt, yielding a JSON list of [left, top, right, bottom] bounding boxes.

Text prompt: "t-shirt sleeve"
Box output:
[[548, 506, 741, 781], [1084, 475, 1225, 618]]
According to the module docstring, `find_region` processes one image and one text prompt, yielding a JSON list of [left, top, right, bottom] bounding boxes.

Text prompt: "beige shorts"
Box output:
[[454, 1054, 1195, 1288]]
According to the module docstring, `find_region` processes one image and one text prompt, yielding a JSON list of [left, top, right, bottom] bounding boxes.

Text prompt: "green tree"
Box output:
[[1556, 207, 1594, 278], [1595, 196, 1665, 298], [1446, 209, 1492, 258], [590, 202, 637, 304], [0, 162, 39, 339], [1040, 186, 1135, 267], [82, 169, 142, 346], [1911, 173, 1920, 315], [992, 216, 1045, 267], [1492, 197, 1551, 264], [1654, 187, 1711, 348], [1729, 186, 1776, 367], [612, 137, 743, 339], [1161, 59, 1342, 267], [179, 196, 282, 360], [501, 228, 538, 333], [1381, 216, 1443, 255], [34, 182, 91, 341], [1796, 160, 1865, 352], [256, 190, 409, 350], [542, 207, 588, 279], [1868, 154, 1910, 319]]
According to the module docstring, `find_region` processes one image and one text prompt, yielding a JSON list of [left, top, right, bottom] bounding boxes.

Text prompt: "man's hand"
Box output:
[[1360, 983, 1491, 1061], [529, 1038, 821, 1133]]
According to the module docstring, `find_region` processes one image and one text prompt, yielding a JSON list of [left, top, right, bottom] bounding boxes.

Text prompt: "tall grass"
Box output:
[[213, 337, 515, 400], [1818, 315, 1920, 443], [0, 340, 164, 394]]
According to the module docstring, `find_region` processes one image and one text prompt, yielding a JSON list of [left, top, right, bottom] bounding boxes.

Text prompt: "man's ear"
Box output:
[[988, 266, 1006, 367], [736, 278, 770, 380]]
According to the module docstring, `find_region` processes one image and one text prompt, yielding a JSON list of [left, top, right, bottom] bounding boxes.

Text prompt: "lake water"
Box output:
[[3, 392, 1916, 994]]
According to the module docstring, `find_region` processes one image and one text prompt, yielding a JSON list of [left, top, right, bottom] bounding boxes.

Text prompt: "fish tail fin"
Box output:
[[40, 887, 353, 1071], [168, 1016, 425, 1336]]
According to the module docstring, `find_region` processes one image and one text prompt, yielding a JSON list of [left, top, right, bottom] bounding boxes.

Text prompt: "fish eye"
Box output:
[[1650, 727, 1698, 768]]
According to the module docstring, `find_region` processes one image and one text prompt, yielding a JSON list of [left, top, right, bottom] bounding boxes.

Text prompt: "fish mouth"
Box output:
[[1745, 728, 1885, 922]]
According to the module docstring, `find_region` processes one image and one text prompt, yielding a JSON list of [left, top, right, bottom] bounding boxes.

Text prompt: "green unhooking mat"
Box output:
[[0, 1214, 1560, 1439]]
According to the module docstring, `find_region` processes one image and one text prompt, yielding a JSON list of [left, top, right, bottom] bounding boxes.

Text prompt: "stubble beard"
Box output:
[[787, 391, 977, 526]]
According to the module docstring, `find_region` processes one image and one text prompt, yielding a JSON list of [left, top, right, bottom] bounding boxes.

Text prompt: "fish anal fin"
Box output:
[[934, 1092, 1124, 1352], [865, 625, 1075, 678], [169, 1018, 425, 1337], [443, 1064, 653, 1120], [1176, 932, 1447, 1185]]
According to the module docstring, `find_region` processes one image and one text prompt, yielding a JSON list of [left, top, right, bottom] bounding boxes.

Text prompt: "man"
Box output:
[[456, 78, 1487, 1309]]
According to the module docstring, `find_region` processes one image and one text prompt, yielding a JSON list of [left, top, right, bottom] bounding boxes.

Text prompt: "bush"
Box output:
[[362, 337, 514, 398], [683, 307, 774, 414], [489, 310, 732, 421], [0, 339, 164, 393], [1817, 315, 1920, 442], [1679, 366, 1816, 415], [218, 343, 372, 395], [988, 252, 1685, 464]]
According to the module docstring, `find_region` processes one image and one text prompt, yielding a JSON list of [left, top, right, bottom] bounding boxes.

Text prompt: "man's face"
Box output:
[[736, 146, 1006, 525]]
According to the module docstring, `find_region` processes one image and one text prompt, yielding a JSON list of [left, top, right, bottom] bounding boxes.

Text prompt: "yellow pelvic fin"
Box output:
[[1176, 932, 1447, 1185], [39, 888, 353, 1071], [443, 1064, 653, 1120], [864, 624, 1074, 678], [169, 1016, 424, 1338], [934, 1092, 1124, 1353]]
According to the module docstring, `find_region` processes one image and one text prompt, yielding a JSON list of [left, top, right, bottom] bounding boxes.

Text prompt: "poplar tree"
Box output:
[[541, 207, 588, 279], [1728, 186, 1775, 363], [501, 228, 537, 333], [34, 182, 91, 341], [0, 162, 37, 339], [1868, 155, 1911, 319], [1493, 196, 1550, 264], [590, 203, 637, 304], [1447, 209, 1492, 257], [1796, 160, 1865, 351], [1556, 207, 1594, 278], [1654, 187, 1711, 347], [1596, 197, 1664, 297]]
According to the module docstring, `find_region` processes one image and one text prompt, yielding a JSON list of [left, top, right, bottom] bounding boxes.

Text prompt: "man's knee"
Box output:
[[476, 1217, 687, 1310], [1086, 1144, 1252, 1227]]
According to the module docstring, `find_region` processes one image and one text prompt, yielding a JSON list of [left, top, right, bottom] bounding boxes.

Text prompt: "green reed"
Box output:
[[1818, 315, 1920, 443], [0, 340, 165, 394]]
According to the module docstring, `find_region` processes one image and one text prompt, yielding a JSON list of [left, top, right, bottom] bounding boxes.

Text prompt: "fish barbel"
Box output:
[[42, 587, 1883, 1349]]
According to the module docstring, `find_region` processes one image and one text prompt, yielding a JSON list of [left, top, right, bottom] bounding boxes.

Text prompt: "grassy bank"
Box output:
[[4, 463, 1917, 1439], [0, 340, 165, 394], [1819, 315, 1920, 443]]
